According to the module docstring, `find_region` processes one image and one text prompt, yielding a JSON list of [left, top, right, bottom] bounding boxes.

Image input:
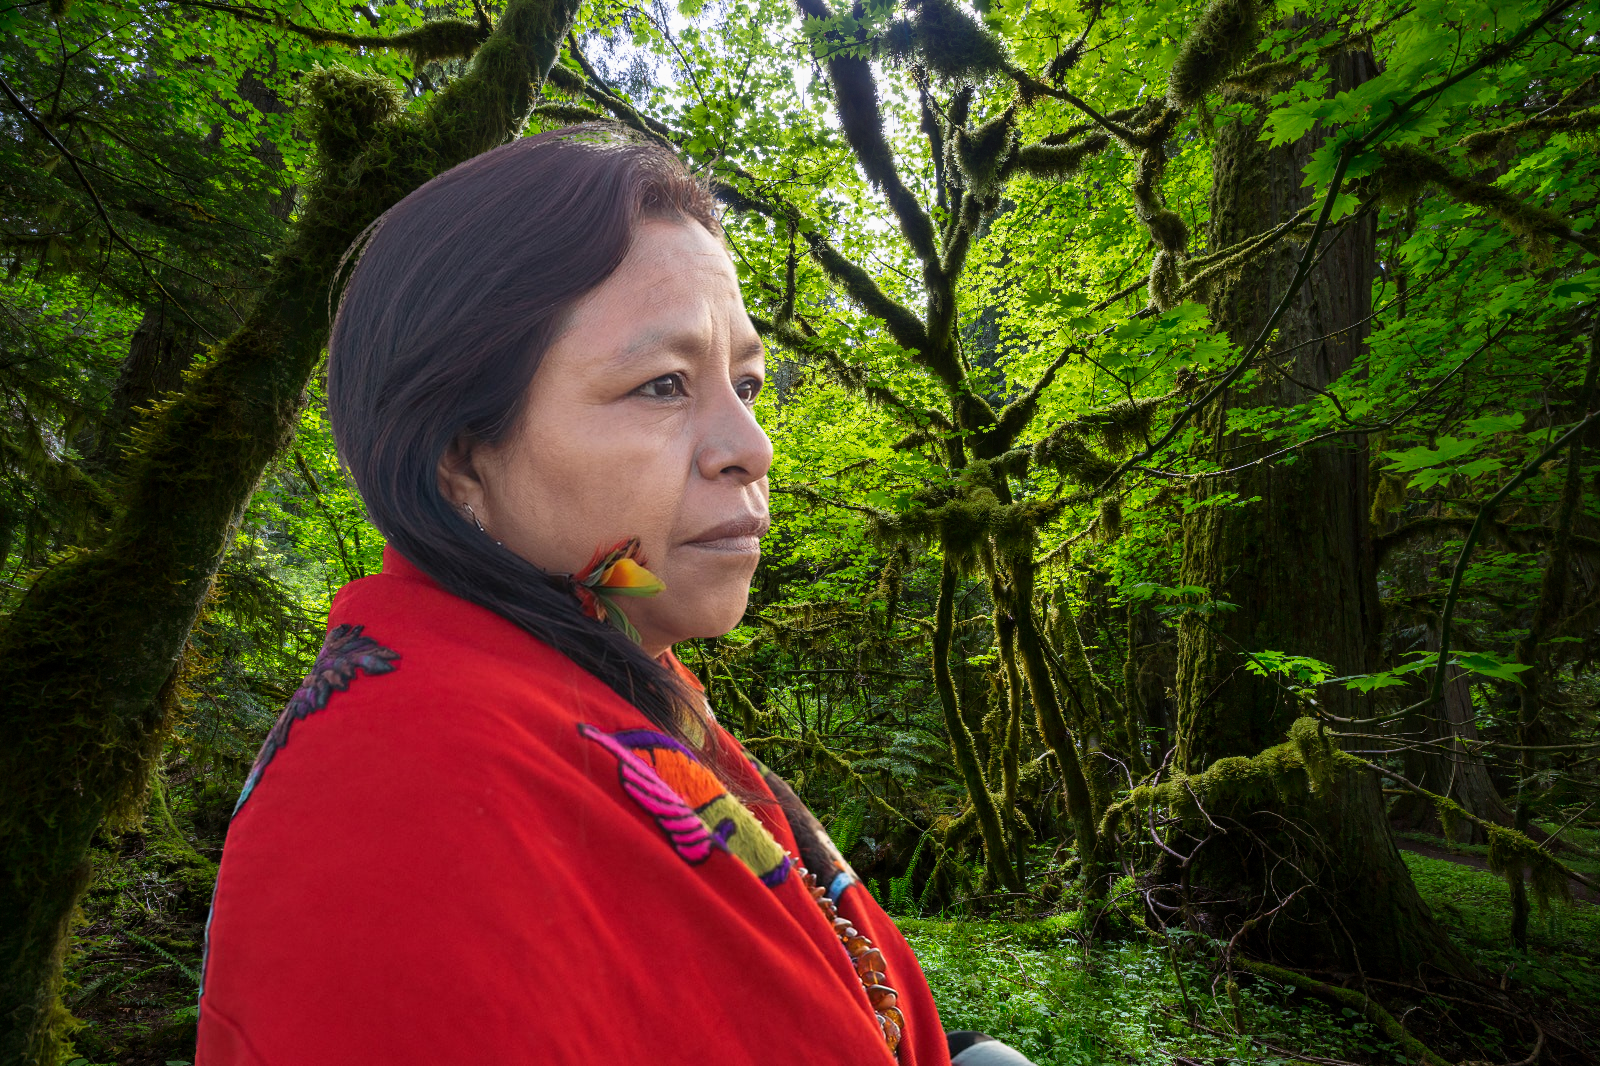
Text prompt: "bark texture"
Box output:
[[1170, 41, 1470, 977]]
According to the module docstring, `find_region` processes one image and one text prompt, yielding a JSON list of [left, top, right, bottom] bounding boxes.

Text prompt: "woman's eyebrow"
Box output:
[[604, 330, 764, 371], [604, 328, 699, 371]]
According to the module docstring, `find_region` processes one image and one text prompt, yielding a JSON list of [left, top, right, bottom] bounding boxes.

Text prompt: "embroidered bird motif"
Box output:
[[235, 624, 399, 812], [578, 724, 790, 886]]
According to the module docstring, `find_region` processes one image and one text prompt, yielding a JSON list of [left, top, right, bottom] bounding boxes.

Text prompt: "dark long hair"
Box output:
[[327, 126, 722, 749]]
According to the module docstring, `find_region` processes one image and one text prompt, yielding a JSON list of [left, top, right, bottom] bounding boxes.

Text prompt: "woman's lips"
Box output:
[[684, 516, 769, 553]]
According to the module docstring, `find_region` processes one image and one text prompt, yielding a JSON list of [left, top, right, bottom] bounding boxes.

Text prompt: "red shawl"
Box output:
[[198, 547, 950, 1065]]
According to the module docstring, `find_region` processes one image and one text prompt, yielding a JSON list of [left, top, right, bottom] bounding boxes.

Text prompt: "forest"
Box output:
[[2, 0, 1598, 1061]]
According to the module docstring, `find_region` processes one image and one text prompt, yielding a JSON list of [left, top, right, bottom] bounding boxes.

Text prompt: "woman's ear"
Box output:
[[436, 435, 487, 514]]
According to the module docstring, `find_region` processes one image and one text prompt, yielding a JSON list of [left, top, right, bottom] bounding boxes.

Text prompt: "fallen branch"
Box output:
[[1357, 759, 1600, 895], [1234, 958, 1450, 1066]]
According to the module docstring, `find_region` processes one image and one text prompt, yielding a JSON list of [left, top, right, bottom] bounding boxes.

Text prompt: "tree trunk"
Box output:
[[0, 3, 577, 1060], [1170, 39, 1470, 977], [1005, 550, 1107, 893], [933, 558, 1021, 891], [88, 301, 202, 474]]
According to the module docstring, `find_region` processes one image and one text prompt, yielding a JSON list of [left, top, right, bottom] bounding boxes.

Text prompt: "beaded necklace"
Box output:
[[795, 862, 905, 1057]]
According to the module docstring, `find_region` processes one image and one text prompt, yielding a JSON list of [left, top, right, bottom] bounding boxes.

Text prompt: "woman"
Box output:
[[197, 127, 1032, 1066]]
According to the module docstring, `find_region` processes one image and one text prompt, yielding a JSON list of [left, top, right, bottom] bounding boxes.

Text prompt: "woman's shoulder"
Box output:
[[326, 564, 625, 715], [229, 566, 638, 816]]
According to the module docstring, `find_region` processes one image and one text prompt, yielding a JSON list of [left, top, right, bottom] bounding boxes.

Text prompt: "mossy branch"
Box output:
[[530, 101, 604, 123], [1013, 133, 1111, 180], [750, 313, 950, 431], [802, 234, 936, 361], [546, 41, 682, 153], [170, 0, 491, 65], [1357, 759, 1598, 898], [551, 50, 946, 383], [1223, 21, 1399, 96], [1102, 718, 1355, 838], [1371, 515, 1600, 565], [1456, 106, 1600, 162], [1174, 205, 1315, 304], [1233, 959, 1451, 1066], [796, 0, 939, 270], [1373, 143, 1600, 260]]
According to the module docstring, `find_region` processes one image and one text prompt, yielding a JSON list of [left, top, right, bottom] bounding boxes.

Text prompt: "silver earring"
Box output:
[[462, 503, 503, 547]]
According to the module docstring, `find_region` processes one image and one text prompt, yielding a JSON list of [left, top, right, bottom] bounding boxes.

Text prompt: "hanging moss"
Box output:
[[1032, 427, 1116, 488], [1147, 249, 1182, 311], [1072, 396, 1161, 455], [301, 67, 406, 168], [1144, 208, 1189, 253], [953, 106, 1017, 201], [1013, 133, 1110, 179], [1098, 497, 1123, 541], [1166, 0, 1261, 109], [1368, 468, 1408, 524], [884, 0, 1010, 81], [1044, 39, 1084, 84], [1486, 824, 1571, 911]]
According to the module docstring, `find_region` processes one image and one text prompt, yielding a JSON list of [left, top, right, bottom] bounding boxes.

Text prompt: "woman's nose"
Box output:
[[696, 383, 772, 485]]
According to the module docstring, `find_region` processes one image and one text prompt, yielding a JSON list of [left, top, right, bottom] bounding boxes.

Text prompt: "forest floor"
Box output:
[[62, 828, 1600, 1066], [903, 844, 1600, 1066], [1394, 833, 1600, 904]]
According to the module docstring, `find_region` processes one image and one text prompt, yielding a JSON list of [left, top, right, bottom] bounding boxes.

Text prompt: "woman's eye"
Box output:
[[637, 374, 686, 399], [735, 377, 763, 404]]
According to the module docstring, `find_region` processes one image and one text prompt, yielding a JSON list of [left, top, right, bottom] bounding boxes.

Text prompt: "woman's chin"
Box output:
[[635, 594, 751, 649]]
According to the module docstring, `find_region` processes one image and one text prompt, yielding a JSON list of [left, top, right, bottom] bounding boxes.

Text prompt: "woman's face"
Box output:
[[438, 218, 771, 656]]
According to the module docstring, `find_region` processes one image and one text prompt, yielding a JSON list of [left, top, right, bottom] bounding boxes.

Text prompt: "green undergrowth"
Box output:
[[1399, 849, 1600, 1003], [59, 793, 1600, 1065], [900, 917, 1409, 1065], [897, 849, 1600, 1065]]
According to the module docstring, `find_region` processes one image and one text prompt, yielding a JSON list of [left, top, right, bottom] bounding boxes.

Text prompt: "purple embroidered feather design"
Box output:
[[234, 624, 399, 813], [577, 724, 732, 862]]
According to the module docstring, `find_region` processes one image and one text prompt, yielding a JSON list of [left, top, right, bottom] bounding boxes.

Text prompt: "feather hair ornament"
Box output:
[[567, 536, 665, 643]]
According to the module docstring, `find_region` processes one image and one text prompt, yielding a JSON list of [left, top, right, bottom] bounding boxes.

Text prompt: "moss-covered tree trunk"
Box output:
[[1003, 550, 1107, 892], [934, 557, 1022, 892], [0, 3, 577, 1059], [1170, 41, 1469, 978]]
